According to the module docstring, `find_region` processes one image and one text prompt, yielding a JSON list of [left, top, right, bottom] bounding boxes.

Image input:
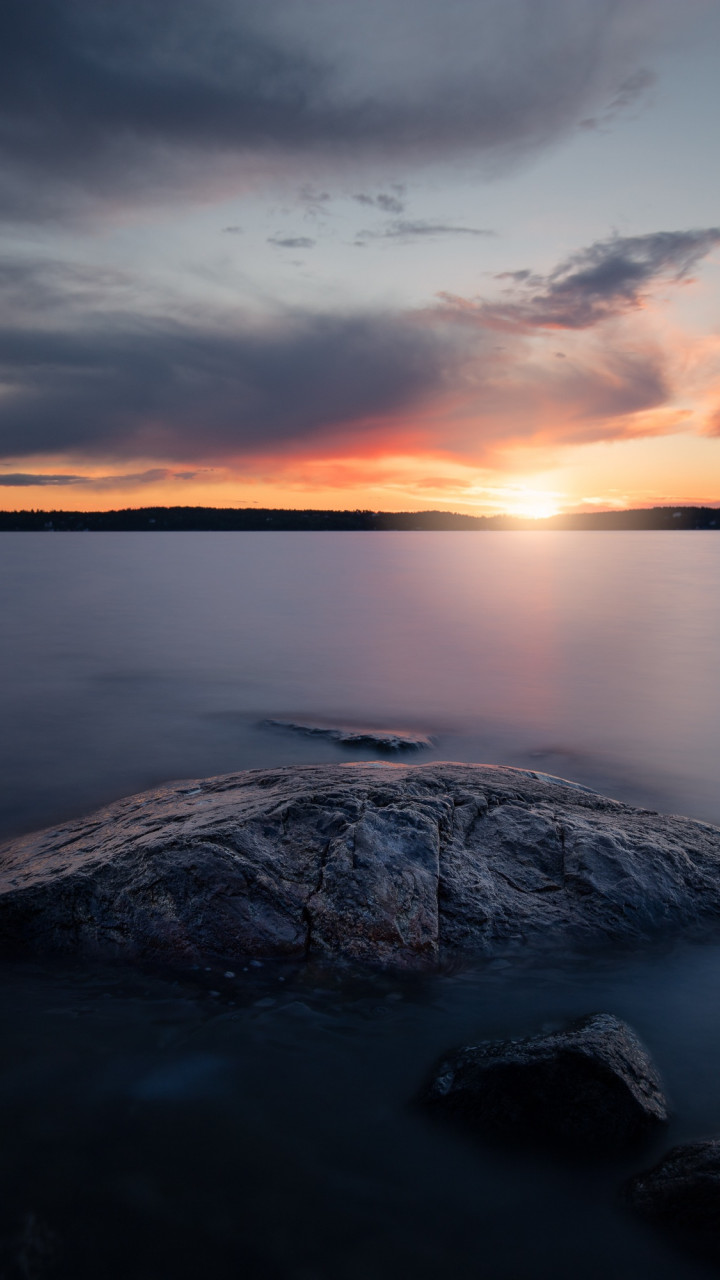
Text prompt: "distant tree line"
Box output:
[[0, 506, 718, 532]]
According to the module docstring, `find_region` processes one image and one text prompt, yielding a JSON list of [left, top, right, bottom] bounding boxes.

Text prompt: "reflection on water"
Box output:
[[1, 532, 720, 1278], [1, 531, 719, 839]]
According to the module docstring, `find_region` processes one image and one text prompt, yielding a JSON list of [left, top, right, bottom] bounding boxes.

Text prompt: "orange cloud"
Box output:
[[2, 228, 719, 515]]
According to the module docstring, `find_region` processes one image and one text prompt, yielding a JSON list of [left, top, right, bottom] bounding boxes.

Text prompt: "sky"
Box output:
[[1, 0, 720, 516]]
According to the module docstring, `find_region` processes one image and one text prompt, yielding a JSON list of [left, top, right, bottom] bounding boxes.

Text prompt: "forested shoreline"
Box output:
[[0, 505, 718, 531]]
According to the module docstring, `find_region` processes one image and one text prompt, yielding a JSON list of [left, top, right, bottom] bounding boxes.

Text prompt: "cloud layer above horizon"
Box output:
[[1, 0, 718, 512]]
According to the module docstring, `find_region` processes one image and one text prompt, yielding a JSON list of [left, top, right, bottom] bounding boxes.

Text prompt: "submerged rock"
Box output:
[[424, 1013, 668, 1151], [262, 720, 433, 751], [1, 762, 720, 967], [626, 1139, 720, 1241]]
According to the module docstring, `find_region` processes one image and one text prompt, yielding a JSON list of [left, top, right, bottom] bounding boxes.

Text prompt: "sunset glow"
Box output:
[[0, 1, 718, 514], [502, 492, 563, 521]]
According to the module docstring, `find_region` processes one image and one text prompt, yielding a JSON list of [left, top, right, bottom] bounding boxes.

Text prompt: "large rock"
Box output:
[[423, 1013, 668, 1151], [1, 762, 720, 967], [626, 1139, 720, 1239]]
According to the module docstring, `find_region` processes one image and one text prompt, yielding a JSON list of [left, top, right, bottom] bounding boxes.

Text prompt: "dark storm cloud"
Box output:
[[0, 252, 454, 460], [441, 229, 720, 330], [0, 307, 454, 461], [0, 0, 672, 220]]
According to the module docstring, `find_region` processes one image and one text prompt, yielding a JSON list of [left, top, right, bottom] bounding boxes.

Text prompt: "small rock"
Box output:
[[262, 719, 433, 752], [626, 1139, 720, 1241], [424, 1013, 667, 1152]]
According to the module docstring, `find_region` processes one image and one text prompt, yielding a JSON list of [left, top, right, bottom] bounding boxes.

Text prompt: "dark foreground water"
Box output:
[[1, 532, 720, 1278]]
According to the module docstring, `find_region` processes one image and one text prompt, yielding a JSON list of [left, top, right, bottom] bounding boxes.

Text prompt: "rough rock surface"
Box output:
[[423, 1013, 668, 1150], [1, 762, 720, 967], [626, 1139, 720, 1239], [263, 720, 433, 751]]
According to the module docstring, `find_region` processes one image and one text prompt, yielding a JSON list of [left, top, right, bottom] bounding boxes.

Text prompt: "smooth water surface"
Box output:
[[2, 532, 720, 1279], [2, 531, 719, 839], [3, 943, 720, 1280]]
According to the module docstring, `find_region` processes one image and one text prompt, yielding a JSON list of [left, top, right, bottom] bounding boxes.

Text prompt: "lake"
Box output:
[[1, 532, 720, 1279], [2, 531, 719, 839]]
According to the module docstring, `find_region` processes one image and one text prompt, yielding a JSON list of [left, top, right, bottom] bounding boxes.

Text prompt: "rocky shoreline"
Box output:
[[3, 761, 720, 1271]]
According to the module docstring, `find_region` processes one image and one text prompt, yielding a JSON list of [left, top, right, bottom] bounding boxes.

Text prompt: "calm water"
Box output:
[[2, 532, 720, 1279], [1, 531, 719, 839]]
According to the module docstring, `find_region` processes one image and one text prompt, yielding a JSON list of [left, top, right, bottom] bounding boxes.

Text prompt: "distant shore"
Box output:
[[0, 504, 718, 532]]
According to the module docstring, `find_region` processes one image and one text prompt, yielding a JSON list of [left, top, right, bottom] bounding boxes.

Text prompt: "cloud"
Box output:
[[464, 345, 670, 445], [0, 305, 454, 462], [439, 229, 720, 331], [0, 311, 669, 472], [579, 68, 656, 130], [354, 192, 405, 214], [0, 0, 689, 221], [358, 220, 494, 242], [297, 187, 333, 216], [706, 408, 720, 437], [0, 468, 199, 486], [0, 473, 90, 486], [0, 228, 711, 471], [0, 257, 135, 320], [267, 236, 316, 249]]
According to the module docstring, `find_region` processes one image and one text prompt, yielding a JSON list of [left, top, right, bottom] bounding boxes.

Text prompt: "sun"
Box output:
[[504, 489, 562, 520]]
